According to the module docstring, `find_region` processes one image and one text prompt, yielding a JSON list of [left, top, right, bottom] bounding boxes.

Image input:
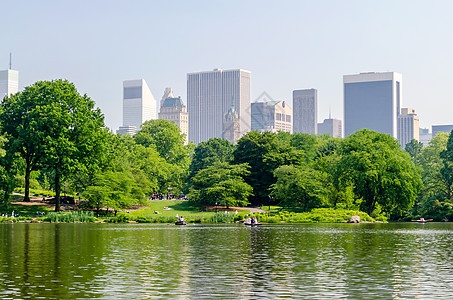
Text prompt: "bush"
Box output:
[[45, 211, 97, 223], [259, 208, 375, 223]]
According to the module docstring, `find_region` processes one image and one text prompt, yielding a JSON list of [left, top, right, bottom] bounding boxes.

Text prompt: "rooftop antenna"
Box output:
[[9, 53, 12, 70]]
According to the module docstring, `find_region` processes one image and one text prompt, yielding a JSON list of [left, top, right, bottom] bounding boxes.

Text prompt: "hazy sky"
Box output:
[[2, 0, 453, 131]]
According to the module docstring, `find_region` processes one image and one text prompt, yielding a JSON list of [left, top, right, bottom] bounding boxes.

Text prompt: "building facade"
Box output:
[[0, 69, 19, 100], [318, 118, 342, 138], [419, 128, 432, 146], [222, 104, 241, 144], [187, 69, 251, 144], [158, 88, 189, 144], [118, 79, 157, 135], [251, 100, 292, 133], [432, 124, 453, 137], [293, 89, 317, 134], [397, 108, 419, 148], [344, 72, 402, 138]]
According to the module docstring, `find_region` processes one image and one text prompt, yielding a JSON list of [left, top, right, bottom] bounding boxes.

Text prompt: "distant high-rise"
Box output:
[[432, 124, 453, 137], [187, 69, 251, 144], [293, 89, 317, 134], [397, 108, 419, 148], [344, 72, 402, 137], [419, 128, 432, 146], [318, 118, 342, 138], [251, 100, 292, 133], [117, 79, 157, 135], [158, 88, 189, 144], [0, 69, 19, 100]]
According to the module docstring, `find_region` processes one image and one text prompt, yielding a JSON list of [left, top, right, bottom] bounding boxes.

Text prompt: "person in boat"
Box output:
[[253, 217, 258, 224], [443, 217, 449, 222], [179, 216, 184, 222], [420, 217, 425, 222], [246, 217, 251, 224]]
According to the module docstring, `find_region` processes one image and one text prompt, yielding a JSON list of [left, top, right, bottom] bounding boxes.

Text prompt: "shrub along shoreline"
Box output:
[[0, 208, 380, 224]]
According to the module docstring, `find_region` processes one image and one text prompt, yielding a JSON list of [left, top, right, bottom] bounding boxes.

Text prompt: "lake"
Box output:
[[0, 222, 452, 299]]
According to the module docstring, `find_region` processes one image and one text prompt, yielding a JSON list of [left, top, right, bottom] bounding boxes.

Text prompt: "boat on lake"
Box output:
[[175, 220, 187, 225], [244, 222, 262, 226]]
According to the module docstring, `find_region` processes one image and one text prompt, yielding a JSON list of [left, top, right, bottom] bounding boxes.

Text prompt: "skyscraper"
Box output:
[[397, 108, 419, 147], [318, 118, 342, 138], [118, 79, 157, 135], [187, 69, 251, 144], [0, 69, 19, 100], [222, 103, 241, 144], [344, 72, 402, 137], [293, 89, 317, 134], [432, 124, 453, 137], [251, 100, 292, 133], [158, 88, 189, 144]]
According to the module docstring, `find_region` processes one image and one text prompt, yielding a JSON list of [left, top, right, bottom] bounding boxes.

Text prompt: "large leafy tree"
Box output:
[[134, 119, 191, 167], [405, 139, 424, 161], [270, 165, 329, 211], [440, 130, 453, 201], [1, 80, 106, 211], [233, 131, 303, 205], [189, 162, 252, 208], [188, 137, 234, 179], [337, 129, 422, 216]]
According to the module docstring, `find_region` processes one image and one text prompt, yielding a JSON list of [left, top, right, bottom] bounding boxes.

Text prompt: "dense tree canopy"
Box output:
[[189, 138, 234, 179], [233, 131, 303, 205], [0, 80, 107, 210], [189, 162, 253, 208], [336, 129, 422, 216]]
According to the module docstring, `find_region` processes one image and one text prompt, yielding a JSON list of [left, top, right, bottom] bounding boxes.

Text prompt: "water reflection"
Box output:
[[0, 223, 452, 299]]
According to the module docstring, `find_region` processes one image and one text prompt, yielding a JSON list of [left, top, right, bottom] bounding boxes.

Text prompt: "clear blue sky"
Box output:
[[2, 0, 453, 132]]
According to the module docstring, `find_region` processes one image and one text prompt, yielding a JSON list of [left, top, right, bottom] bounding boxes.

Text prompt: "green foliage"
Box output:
[[405, 139, 423, 160], [189, 138, 234, 179], [439, 130, 453, 200], [271, 165, 330, 211], [233, 131, 303, 205], [259, 208, 375, 223], [189, 162, 253, 207], [45, 211, 97, 223], [336, 129, 422, 216]]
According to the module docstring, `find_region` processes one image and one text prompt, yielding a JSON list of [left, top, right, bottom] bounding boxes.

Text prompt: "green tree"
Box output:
[[270, 165, 329, 211], [134, 119, 191, 167], [440, 130, 453, 201], [233, 131, 303, 205], [1, 80, 107, 211], [405, 139, 424, 161], [189, 162, 253, 208], [188, 137, 234, 179], [337, 129, 422, 216], [417, 132, 449, 200]]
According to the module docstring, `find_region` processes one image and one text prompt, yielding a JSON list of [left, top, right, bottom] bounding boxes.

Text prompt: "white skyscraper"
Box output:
[[118, 79, 156, 135], [293, 89, 318, 134], [398, 108, 419, 148], [0, 69, 19, 100], [344, 72, 402, 138], [187, 69, 251, 144]]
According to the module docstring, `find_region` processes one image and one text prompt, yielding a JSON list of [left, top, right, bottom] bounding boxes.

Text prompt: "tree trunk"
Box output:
[[24, 162, 32, 202], [55, 170, 61, 212]]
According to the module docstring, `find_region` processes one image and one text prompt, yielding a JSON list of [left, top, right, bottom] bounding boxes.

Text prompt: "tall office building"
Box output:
[[251, 100, 292, 133], [0, 69, 19, 100], [397, 108, 419, 148], [187, 69, 251, 144], [117, 79, 157, 135], [158, 88, 189, 144], [432, 124, 453, 137], [419, 128, 431, 146], [318, 118, 342, 138], [344, 72, 402, 137], [293, 89, 317, 134]]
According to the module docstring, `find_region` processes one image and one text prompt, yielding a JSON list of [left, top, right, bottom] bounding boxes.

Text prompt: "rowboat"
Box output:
[[175, 220, 187, 225], [244, 223, 262, 226]]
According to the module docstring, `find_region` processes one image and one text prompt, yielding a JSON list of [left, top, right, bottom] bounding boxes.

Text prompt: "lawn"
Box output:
[[2, 204, 52, 216], [130, 200, 251, 218]]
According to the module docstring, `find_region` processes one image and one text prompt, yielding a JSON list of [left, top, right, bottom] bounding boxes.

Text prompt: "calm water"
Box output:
[[0, 223, 452, 299]]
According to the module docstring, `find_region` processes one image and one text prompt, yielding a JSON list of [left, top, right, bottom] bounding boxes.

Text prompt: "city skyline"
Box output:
[[2, 1, 453, 132]]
